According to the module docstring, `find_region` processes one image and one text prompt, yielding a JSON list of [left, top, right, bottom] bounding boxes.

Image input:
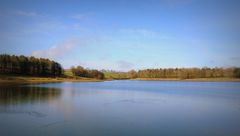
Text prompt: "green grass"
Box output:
[[104, 72, 129, 79], [64, 69, 74, 77]]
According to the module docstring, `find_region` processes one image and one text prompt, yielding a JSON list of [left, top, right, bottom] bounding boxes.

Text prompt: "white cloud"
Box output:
[[116, 60, 135, 71], [31, 35, 102, 61], [32, 38, 79, 59]]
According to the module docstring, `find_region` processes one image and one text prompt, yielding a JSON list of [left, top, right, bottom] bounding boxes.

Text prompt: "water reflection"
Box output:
[[0, 86, 62, 105], [0, 81, 240, 136]]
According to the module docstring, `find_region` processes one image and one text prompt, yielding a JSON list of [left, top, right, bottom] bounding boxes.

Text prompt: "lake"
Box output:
[[0, 80, 240, 136]]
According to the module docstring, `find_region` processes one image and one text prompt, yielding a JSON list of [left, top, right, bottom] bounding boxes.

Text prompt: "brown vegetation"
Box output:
[[128, 68, 240, 79], [71, 66, 104, 79], [0, 75, 102, 86]]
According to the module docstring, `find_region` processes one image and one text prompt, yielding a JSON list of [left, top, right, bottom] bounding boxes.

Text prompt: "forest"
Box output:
[[0, 54, 62, 76], [0, 54, 104, 79], [1, 54, 240, 80]]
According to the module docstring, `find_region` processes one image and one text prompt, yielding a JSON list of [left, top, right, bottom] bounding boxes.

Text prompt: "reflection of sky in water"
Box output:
[[1, 81, 240, 136]]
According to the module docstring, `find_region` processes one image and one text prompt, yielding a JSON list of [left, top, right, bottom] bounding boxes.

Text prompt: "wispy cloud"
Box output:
[[23, 21, 68, 35], [31, 35, 102, 60], [116, 60, 135, 71], [229, 57, 240, 61], [73, 60, 135, 71], [0, 10, 39, 18], [120, 28, 171, 39], [71, 13, 93, 20], [120, 28, 158, 38], [14, 10, 38, 17], [32, 38, 79, 59], [76, 60, 115, 70]]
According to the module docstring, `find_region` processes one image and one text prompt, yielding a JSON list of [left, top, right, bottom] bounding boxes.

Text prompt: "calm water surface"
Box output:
[[0, 80, 240, 136]]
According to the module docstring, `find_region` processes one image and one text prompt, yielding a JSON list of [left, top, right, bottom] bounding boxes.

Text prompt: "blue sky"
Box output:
[[0, 0, 240, 71]]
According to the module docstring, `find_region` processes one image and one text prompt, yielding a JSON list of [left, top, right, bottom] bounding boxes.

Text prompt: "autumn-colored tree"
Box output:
[[129, 67, 240, 79], [71, 65, 104, 79], [127, 70, 138, 78]]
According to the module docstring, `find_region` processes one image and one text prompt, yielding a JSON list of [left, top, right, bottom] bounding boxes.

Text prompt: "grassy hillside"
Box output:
[[64, 69, 75, 77], [103, 71, 129, 79]]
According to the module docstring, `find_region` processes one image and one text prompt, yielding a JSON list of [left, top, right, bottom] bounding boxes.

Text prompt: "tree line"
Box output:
[[71, 66, 104, 79], [1, 54, 240, 79], [0, 54, 63, 76], [127, 67, 240, 79]]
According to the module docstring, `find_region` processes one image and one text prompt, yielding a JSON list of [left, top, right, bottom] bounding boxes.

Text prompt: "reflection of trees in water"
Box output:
[[0, 86, 62, 105]]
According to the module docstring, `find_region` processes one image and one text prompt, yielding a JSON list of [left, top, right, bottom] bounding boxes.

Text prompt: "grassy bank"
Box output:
[[1, 75, 240, 87], [0, 75, 102, 86], [132, 77, 240, 82]]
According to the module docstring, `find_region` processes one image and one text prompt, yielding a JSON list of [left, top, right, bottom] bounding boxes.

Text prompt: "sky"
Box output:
[[0, 0, 240, 71]]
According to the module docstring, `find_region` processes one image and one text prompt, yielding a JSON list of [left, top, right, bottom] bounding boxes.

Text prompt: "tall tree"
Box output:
[[0, 54, 63, 76]]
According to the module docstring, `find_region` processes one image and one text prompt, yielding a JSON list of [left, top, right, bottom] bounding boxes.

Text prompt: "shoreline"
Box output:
[[0, 75, 102, 86], [1, 75, 240, 86], [131, 78, 240, 82]]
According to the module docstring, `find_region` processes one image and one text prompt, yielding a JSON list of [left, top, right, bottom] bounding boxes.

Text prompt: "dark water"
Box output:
[[0, 81, 240, 136]]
